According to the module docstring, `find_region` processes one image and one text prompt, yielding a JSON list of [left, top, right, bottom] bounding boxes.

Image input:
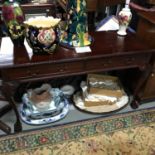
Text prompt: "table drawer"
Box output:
[[2, 61, 84, 81], [85, 54, 148, 71], [2, 54, 150, 81]]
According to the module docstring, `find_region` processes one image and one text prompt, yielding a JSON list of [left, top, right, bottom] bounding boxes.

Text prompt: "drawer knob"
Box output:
[[102, 60, 111, 67], [59, 69, 64, 72], [32, 73, 37, 76], [27, 70, 31, 75], [59, 65, 68, 72], [31, 70, 39, 77], [27, 70, 39, 76], [126, 58, 135, 64]]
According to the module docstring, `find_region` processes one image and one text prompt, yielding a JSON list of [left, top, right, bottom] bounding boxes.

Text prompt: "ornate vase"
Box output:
[[24, 16, 60, 55], [2, 0, 25, 46], [59, 0, 92, 47], [117, 4, 132, 36]]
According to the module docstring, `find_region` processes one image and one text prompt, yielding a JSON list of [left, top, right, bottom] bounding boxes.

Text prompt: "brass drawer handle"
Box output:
[[59, 69, 64, 72], [126, 57, 135, 64], [32, 70, 39, 76], [32, 73, 37, 76], [59, 65, 68, 72], [26, 70, 31, 75], [101, 60, 112, 66], [27, 70, 39, 76]]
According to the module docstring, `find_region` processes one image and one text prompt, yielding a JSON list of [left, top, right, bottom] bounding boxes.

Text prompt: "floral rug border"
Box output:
[[0, 108, 155, 154]]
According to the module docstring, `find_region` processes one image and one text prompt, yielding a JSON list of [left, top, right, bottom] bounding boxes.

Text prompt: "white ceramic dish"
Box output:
[[22, 101, 65, 118], [60, 85, 75, 96], [19, 98, 69, 125], [22, 88, 65, 113]]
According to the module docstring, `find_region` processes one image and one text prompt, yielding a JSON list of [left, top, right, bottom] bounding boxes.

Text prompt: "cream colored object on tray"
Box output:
[[73, 74, 129, 113], [73, 92, 129, 113], [87, 74, 124, 97]]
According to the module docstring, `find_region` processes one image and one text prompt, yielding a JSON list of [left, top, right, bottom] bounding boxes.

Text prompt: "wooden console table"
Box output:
[[0, 31, 155, 132]]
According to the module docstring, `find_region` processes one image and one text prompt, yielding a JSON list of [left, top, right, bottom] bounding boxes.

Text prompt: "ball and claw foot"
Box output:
[[131, 97, 140, 109], [14, 121, 22, 133]]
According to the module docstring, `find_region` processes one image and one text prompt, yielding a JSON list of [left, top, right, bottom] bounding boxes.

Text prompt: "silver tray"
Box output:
[[73, 91, 129, 113]]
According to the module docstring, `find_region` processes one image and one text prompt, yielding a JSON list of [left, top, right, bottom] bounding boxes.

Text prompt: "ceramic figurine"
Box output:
[[59, 0, 91, 47], [2, 0, 25, 46], [117, 0, 132, 36]]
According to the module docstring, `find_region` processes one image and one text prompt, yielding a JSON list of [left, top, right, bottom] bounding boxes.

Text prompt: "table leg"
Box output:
[[131, 64, 152, 109], [0, 120, 11, 134], [2, 81, 22, 132]]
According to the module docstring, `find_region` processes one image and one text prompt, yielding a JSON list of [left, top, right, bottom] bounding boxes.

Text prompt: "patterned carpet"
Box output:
[[0, 108, 155, 155]]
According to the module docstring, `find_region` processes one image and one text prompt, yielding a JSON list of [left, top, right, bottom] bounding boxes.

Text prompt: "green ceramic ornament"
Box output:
[[2, 0, 25, 46], [59, 0, 91, 47]]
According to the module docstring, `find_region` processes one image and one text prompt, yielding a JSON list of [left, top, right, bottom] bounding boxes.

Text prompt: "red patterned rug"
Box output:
[[0, 108, 155, 155]]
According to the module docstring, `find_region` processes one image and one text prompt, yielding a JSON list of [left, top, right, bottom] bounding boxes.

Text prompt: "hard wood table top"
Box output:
[[0, 31, 154, 69]]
